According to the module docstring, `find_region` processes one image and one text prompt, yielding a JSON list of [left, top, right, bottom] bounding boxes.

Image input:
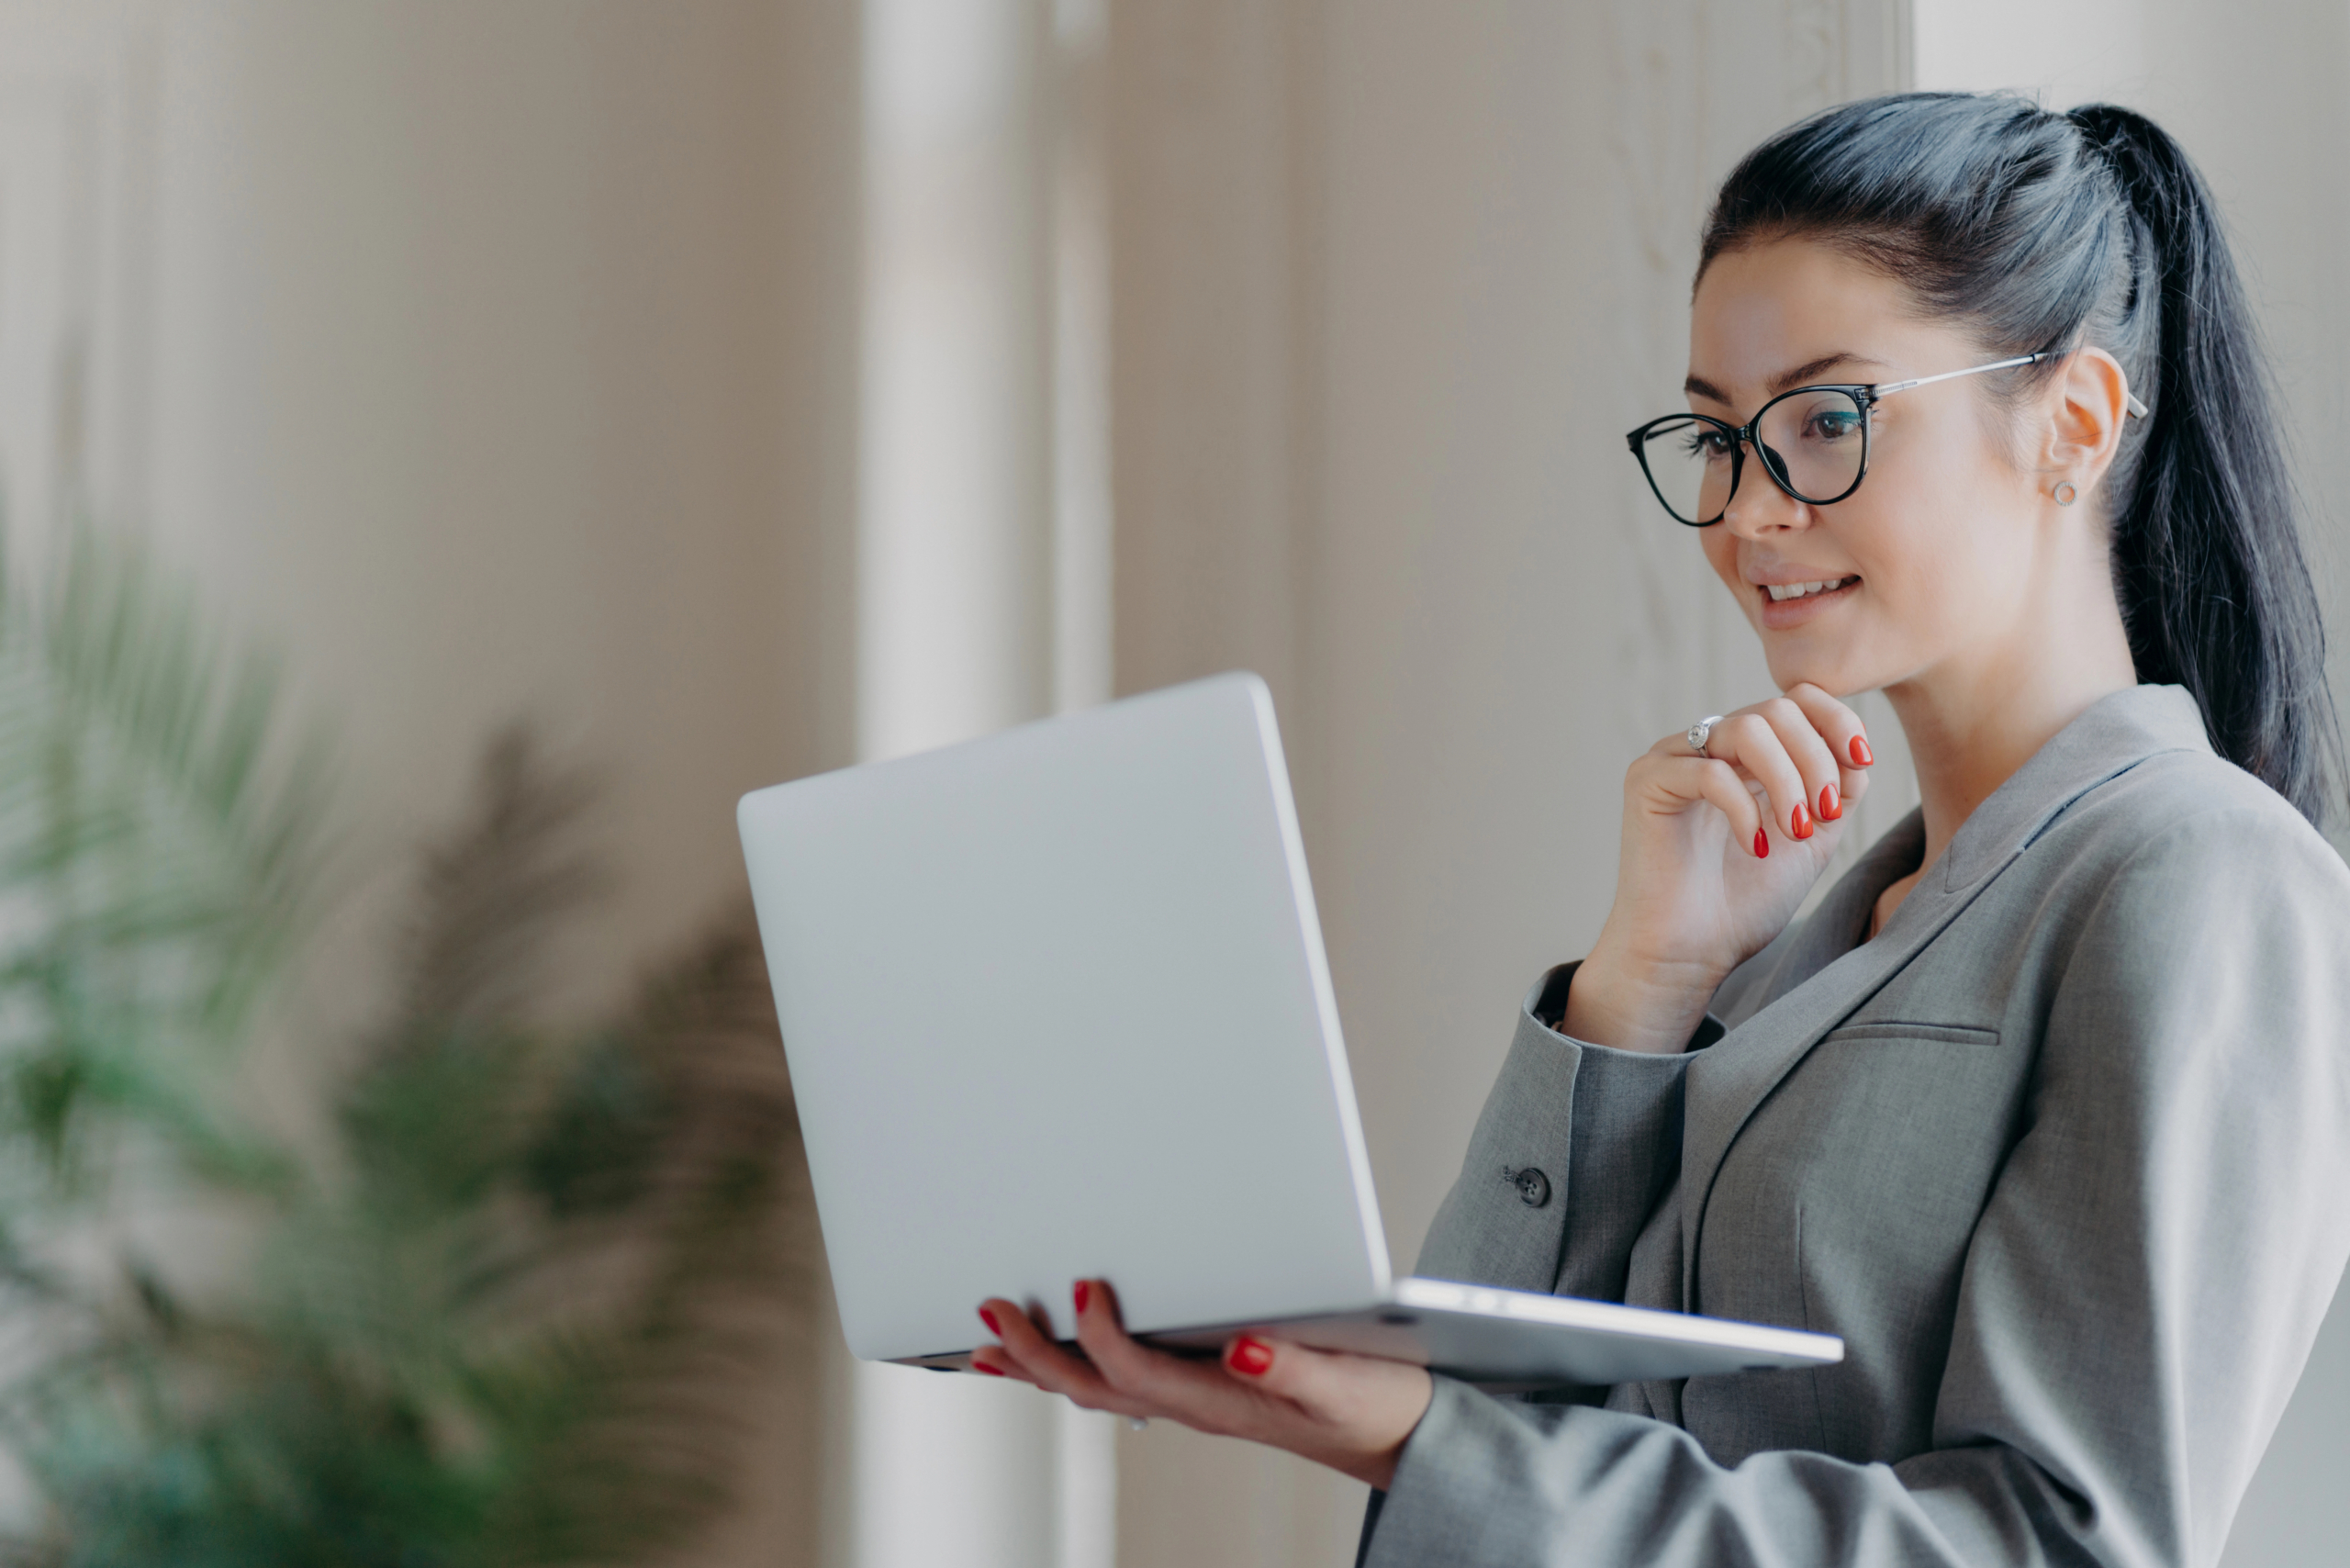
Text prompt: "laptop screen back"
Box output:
[[737, 673, 1389, 1361]]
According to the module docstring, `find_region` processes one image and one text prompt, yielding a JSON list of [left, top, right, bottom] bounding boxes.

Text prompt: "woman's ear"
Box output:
[[2036, 347, 2131, 496]]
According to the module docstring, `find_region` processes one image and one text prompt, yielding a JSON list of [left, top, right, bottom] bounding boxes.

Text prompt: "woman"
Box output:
[[974, 94, 2350, 1566]]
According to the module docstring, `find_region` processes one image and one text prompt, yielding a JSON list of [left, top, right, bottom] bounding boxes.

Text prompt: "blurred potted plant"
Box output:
[[0, 531, 810, 1565]]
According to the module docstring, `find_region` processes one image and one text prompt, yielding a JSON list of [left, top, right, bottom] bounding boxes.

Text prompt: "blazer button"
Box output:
[[1511, 1167, 1550, 1207]]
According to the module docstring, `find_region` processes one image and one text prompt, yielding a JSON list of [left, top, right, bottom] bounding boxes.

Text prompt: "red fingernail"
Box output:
[[1226, 1336, 1275, 1376], [1753, 828, 1770, 858], [1791, 803, 1813, 840], [979, 1307, 1001, 1337], [1074, 1281, 1091, 1315], [973, 1359, 1006, 1377], [1819, 783, 1841, 822], [1850, 735, 1874, 767]]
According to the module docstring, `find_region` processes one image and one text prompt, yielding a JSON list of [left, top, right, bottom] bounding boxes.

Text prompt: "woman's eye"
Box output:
[[1680, 429, 1734, 460], [1807, 411, 1861, 442]]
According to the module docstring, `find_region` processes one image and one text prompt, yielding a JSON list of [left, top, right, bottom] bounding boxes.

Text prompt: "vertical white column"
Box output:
[[854, 0, 1111, 1564], [1049, 0, 1118, 1552], [1050, 0, 1113, 718], [859, 0, 1051, 763]]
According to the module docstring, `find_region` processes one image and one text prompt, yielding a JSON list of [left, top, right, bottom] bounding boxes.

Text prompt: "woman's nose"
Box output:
[[1721, 447, 1812, 537]]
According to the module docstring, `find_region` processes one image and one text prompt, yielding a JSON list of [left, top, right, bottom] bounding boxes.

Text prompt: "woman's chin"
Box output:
[[1748, 591, 1901, 699], [1762, 651, 1873, 700]]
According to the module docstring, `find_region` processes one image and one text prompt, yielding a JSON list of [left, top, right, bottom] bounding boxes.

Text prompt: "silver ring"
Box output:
[[1686, 714, 1725, 758], [1127, 1417, 1149, 1432]]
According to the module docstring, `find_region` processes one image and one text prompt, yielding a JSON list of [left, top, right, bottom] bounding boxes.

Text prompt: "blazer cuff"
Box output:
[[1525, 960, 1727, 1053], [1367, 1376, 1730, 1566], [1361, 1375, 1573, 1567], [1412, 964, 1705, 1295]]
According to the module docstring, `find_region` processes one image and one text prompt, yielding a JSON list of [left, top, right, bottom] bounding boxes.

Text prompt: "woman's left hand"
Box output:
[[975, 1281, 1435, 1490]]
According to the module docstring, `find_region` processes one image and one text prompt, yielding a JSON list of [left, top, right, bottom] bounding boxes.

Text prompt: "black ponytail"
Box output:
[[1700, 94, 2345, 828]]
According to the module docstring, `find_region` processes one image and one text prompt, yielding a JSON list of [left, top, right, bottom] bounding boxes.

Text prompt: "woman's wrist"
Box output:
[[1350, 1436, 1406, 1492], [1560, 942, 1724, 1054]]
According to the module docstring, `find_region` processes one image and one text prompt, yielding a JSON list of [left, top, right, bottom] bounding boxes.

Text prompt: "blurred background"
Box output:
[[0, 1, 2341, 1564]]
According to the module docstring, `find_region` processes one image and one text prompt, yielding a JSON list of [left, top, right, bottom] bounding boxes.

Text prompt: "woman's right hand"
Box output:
[[1563, 683, 1874, 1054]]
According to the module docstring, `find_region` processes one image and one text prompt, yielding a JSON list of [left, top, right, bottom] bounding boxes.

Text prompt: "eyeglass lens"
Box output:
[[1637, 388, 1867, 524]]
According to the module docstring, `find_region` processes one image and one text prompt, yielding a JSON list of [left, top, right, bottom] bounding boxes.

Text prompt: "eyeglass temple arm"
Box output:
[[1869, 351, 2149, 419]]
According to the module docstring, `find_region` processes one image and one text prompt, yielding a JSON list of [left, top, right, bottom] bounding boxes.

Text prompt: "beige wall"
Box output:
[[143, 0, 860, 1003], [4, 1, 859, 1562]]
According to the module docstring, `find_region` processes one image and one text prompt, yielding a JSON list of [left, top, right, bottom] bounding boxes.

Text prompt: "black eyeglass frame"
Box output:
[[1623, 352, 2053, 528]]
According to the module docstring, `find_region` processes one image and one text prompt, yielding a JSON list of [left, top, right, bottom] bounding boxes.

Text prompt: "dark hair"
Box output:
[[1700, 92, 2344, 828]]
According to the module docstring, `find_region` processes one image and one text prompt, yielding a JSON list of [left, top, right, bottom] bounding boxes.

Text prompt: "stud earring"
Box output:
[[2053, 480, 2078, 507]]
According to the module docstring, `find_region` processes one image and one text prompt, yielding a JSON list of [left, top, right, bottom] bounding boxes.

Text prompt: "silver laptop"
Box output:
[[736, 672, 1841, 1387]]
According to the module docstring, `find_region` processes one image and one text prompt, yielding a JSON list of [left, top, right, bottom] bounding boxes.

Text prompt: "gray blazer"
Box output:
[[1362, 686, 2350, 1567]]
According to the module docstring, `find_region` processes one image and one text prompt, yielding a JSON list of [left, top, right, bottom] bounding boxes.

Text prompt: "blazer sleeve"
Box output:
[[1369, 805, 2350, 1568], [1414, 962, 1719, 1300]]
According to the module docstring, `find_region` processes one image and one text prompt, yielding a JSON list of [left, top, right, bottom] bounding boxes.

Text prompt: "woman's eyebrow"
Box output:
[[1768, 353, 1885, 392], [1683, 353, 1891, 407]]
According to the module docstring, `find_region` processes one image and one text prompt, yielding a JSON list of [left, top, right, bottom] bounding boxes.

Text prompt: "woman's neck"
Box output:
[[1869, 560, 2140, 933]]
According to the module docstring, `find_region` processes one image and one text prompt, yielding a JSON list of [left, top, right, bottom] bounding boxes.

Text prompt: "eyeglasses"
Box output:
[[1625, 353, 2050, 527]]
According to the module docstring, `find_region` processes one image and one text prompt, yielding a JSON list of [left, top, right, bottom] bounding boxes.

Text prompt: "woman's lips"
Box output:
[[1756, 575, 1861, 630]]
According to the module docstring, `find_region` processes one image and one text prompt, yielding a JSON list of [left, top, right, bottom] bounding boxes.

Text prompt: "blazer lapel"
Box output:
[[1673, 685, 2214, 1313]]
